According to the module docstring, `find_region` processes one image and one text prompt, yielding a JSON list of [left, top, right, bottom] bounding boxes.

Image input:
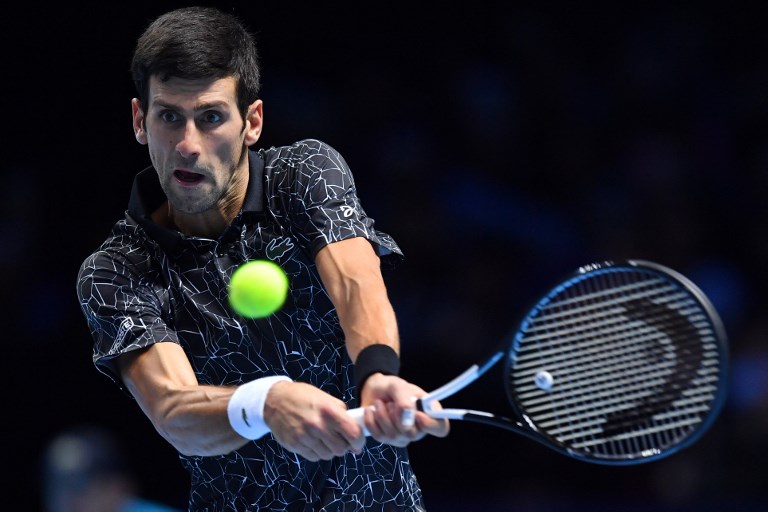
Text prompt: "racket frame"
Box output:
[[350, 259, 729, 466], [499, 259, 729, 465]]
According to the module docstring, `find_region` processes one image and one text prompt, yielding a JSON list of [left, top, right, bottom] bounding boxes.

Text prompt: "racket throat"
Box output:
[[426, 408, 495, 421]]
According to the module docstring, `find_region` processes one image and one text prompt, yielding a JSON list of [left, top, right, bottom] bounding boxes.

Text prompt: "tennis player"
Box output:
[[76, 6, 448, 510]]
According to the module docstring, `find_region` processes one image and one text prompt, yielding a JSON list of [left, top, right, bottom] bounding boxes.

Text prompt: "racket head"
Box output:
[[504, 259, 728, 465]]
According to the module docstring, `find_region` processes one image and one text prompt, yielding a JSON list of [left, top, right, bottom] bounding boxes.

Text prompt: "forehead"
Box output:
[[147, 75, 238, 110]]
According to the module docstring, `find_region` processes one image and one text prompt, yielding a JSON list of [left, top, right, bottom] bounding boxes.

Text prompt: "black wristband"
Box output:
[[353, 344, 400, 404]]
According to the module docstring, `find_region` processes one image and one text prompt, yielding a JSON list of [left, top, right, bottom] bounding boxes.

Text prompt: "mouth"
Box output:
[[174, 169, 205, 184]]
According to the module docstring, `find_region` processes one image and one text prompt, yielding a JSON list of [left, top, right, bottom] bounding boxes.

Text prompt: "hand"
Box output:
[[359, 373, 450, 446], [264, 381, 366, 461]]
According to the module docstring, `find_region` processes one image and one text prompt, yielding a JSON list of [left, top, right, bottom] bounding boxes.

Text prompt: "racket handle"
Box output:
[[347, 405, 417, 437], [347, 407, 371, 436]]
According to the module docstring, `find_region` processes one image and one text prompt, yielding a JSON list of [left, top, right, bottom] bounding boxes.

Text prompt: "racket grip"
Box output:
[[347, 406, 371, 436], [347, 405, 416, 436]]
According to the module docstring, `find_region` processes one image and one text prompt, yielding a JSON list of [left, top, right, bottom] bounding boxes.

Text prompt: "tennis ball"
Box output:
[[534, 370, 554, 391], [228, 260, 289, 318]]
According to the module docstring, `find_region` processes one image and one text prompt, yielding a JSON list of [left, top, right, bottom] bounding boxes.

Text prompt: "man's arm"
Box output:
[[314, 236, 449, 442], [118, 341, 366, 460], [118, 342, 244, 456]]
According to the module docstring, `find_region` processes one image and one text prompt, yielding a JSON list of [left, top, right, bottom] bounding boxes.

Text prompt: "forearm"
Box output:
[[315, 238, 450, 442], [315, 237, 400, 360], [335, 271, 400, 359], [139, 383, 246, 456], [119, 343, 272, 457]]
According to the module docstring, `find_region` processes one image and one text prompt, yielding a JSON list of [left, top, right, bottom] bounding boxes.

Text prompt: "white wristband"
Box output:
[[227, 375, 292, 440]]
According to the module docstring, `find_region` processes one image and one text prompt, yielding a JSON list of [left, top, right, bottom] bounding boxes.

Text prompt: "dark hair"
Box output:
[[131, 6, 261, 119]]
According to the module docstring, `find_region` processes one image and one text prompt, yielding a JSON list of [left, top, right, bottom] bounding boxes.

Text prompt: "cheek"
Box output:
[[145, 130, 175, 156], [213, 134, 246, 164], [145, 124, 177, 149], [145, 143, 169, 174]]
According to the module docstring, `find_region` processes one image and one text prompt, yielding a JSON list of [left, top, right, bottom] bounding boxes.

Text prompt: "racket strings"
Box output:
[[516, 331, 717, 403], [509, 268, 723, 462]]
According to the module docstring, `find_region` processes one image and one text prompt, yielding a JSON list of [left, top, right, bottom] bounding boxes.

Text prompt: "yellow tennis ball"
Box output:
[[228, 260, 289, 318]]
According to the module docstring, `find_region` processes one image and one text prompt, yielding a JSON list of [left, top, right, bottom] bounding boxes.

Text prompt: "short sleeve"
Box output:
[[76, 243, 178, 389], [265, 139, 404, 268]]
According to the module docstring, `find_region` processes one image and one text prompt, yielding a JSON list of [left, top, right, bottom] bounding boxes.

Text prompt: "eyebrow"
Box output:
[[152, 99, 230, 112]]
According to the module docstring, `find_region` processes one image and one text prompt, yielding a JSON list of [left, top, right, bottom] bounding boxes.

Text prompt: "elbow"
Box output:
[[152, 414, 198, 456], [152, 410, 244, 457]]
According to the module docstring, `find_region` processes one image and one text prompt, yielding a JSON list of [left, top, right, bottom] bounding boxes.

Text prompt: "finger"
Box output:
[[331, 410, 366, 453], [386, 403, 419, 446], [291, 419, 349, 460], [384, 402, 409, 437], [298, 433, 351, 461], [309, 423, 360, 458], [366, 400, 407, 444], [412, 395, 449, 438], [395, 395, 424, 438], [392, 390, 419, 422], [294, 442, 321, 462], [369, 400, 396, 437], [400, 407, 416, 428], [416, 413, 450, 438]]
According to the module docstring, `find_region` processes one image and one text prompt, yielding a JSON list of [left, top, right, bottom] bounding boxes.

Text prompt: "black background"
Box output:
[[6, 2, 768, 510]]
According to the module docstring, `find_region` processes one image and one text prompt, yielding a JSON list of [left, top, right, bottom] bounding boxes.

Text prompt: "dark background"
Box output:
[[6, 1, 768, 510]]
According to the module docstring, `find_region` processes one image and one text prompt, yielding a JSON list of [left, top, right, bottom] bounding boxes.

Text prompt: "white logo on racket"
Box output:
[[534, 370, 554, 391]]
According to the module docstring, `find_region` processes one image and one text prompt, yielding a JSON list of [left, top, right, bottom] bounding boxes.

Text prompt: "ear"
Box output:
[[131, 98, 148, 145], [243, 99, 264, 146]]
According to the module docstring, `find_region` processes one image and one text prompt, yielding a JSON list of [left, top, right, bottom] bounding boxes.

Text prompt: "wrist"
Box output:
[[353, 344, 400, 405], [227, 375, 292, 440]]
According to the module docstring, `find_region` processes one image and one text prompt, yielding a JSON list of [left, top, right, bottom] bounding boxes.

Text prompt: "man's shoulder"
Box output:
[[79, 216, 157, 271], [99, 214, 147, 246], [260, 139, 350, 193], [260, 138, 342, 162]]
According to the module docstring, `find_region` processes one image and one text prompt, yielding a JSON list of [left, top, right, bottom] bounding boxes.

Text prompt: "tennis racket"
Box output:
[[348, 259, 729, 465]]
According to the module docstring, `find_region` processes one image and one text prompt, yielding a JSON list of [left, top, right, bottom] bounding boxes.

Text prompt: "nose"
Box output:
[[176, 120, 202, 159]]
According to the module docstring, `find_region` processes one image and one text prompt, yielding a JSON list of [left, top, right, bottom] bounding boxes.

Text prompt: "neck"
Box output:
[[168, 207, 229, 239]]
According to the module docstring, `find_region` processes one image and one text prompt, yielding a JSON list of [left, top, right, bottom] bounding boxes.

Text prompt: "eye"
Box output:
[[201, 111, 223, 124], [159, 110, 181, 123]]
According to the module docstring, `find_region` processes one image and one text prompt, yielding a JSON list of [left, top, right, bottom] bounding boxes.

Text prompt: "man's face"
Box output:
[[136, 76, 254, 215]]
